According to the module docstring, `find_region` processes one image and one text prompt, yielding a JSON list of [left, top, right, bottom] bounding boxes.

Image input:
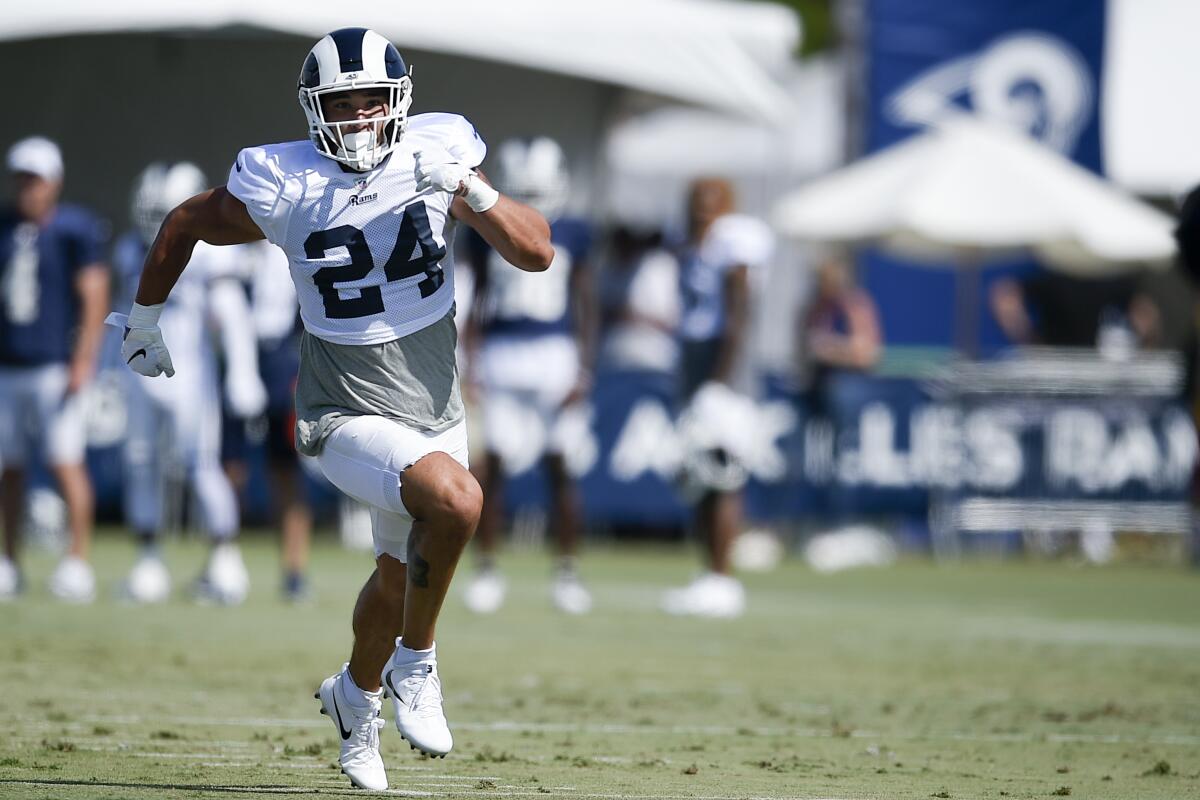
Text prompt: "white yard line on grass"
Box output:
[[14, 712, 1200, 748], [0, 783, 855, 800]]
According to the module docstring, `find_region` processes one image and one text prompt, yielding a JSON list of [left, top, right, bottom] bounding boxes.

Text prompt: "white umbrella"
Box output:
[[772, 118, 1177, 275]]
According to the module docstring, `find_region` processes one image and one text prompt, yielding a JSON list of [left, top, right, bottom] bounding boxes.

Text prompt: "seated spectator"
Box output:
[[801, 256, 882, 382], [989, 268, 1139, 348]]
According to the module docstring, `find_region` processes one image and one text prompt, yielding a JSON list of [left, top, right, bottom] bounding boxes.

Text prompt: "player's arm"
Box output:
[[135, 187, 264, 306], [451, 185, 554, 273], [68, 262, 110, 393], [458, 233, 489, 403], [565, 258, 597, 406], [119, 188, 264, 378], [415, 154, 552, 271], [711, 264, 750, 385], [989, 277, 1033, 344], [209, 276, 268, 418]]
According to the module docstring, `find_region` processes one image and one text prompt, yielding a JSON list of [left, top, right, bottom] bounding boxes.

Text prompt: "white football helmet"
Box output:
[[496, 137, 569, 221], [131, 162, 207, 245], [297, 27, 413, 171]]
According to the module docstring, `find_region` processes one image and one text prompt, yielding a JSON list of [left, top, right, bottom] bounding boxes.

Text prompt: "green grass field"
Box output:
[[2, 531, 1198, 799]]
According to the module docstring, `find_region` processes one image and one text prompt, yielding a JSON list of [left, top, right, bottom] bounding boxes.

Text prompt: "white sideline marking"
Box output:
[[0, 783, 851, 800], [19, 712, 1200, 747]]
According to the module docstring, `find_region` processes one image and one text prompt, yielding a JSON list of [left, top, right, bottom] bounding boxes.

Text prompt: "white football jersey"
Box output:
[[678, 213, 774, 342], [113, 231, 240, 364], [227, 113, 486, 346]]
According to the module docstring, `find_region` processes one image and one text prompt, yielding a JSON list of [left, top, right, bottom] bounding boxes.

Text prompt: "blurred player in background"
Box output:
[[113, 28, 553, 790], [0, 137, 109, 602], [114, 162, 266, 604], [220, 239, 315, 602], [597, 227, 680, 378], [461, 137, 595, 615], [662, 178, 773, 619]]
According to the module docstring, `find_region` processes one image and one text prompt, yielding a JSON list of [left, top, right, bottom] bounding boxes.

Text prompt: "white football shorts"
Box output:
[[316, 414, 469, 562], [0, 364, 87, 468], [478, 335, 579, 471]]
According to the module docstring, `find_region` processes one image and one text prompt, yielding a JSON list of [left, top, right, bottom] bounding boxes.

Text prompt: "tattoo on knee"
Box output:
[[407, 530, 431, 588]]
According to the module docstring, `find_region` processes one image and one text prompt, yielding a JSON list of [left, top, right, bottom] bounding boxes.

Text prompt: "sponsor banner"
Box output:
[[81, 363, 1193, 532], [505, 369, 1194, 526]]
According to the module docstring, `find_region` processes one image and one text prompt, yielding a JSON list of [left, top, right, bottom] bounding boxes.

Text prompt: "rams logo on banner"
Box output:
[[886, 32, 1094, 155]]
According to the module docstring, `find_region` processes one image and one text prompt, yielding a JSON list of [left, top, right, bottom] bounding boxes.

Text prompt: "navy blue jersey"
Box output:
[[0, 204, 108, 366], [470, 217, 592, 338]]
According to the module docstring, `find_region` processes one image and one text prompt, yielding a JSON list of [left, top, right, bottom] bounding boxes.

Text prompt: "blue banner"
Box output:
[[860, 0, 1108, 350]]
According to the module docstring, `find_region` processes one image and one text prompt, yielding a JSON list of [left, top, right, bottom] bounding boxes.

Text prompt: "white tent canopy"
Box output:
[[1104, 0, 1200, 196], [604, 56, 843, 227], [0, 0, 799, 122], [772, 118, 1177, 275]]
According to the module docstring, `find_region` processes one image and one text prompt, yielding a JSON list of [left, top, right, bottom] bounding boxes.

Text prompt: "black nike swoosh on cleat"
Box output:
[[384, 669, 404, 705], [126, 348, 147, 364], [330, 690, 353, 740]]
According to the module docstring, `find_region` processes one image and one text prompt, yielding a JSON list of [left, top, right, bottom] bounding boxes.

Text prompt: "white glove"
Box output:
[[225, 371, 268, 419], [414, 151, 499, 212], [414, 151, 471, 194], [106, 305, 175, 378]]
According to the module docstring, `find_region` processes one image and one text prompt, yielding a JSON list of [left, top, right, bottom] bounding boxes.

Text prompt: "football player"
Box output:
[[460, 137, 595, 615], [114, 162, 267, 605], [661, 178, 774, 619], [0, 137, 109, 603], [112, 28, 553, 790], [218, 237, 317, 602]]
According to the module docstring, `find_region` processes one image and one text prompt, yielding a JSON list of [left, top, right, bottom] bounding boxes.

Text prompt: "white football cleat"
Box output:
[[550, 570, 592, 615], [194, 542, 249, 605], [124, 553, 171, 603], [0, 556, 21, 601], [661, 572, 745, 619], [382, 641, 453, 757], [463, 568, 506, 615], [316, 665, 388, 791], [48, 556, 95, 604]]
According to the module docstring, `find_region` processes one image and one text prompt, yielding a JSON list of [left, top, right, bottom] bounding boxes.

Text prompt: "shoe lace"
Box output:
[[405, 667, 444, 720], [350, 703, 386, 749], [366, 715, 385, 749]]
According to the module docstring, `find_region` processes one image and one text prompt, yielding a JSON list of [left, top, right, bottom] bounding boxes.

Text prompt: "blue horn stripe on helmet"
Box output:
[[328, 27, 367, 72], [383, 45, 407, 79], [299, 52, 321, 89]]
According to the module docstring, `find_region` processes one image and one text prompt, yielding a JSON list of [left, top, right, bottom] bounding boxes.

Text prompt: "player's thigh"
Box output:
[[398, 448, 480, 529], [370, 505, 412, 564], [166, 373, 220, 468], [33, 365, 85, 467], [316, 415, 470, 516], [0, 367, 34, 467], [122, 382, 163, 470], [319, 416, 473, 559], [481, 387, 546, 472]]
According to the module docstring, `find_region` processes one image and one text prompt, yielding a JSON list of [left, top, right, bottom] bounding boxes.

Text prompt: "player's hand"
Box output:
[[225, 371, 268, 419], [107, 307, 175, 378], [414, 151, 472, 195], [122, 325, 175, 378]]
